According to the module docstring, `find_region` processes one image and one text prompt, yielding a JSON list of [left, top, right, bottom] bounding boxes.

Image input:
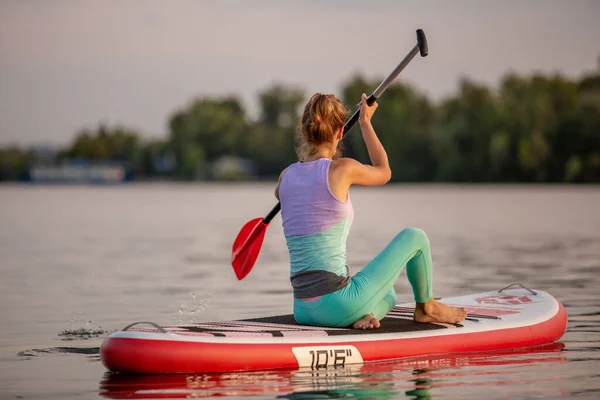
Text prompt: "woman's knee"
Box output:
[[396, 227, 430, 246]]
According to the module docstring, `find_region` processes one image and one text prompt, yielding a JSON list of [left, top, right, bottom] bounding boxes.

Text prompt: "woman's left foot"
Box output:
[[352, 313, 381, 330], [414, 299, 467, 324]]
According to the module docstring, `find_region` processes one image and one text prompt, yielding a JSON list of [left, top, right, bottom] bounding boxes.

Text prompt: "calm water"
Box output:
[[0, 184, 599, 399]]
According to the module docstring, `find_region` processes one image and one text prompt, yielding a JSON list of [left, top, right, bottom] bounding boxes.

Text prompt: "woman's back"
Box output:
[[279, 158, 354, 298]]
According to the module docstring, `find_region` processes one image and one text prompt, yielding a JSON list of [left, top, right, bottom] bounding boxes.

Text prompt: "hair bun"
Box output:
[[296, 92, 347, 160]]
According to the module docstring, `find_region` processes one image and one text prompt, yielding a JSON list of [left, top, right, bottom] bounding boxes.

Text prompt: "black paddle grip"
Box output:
[[417, 29, 428, 57]]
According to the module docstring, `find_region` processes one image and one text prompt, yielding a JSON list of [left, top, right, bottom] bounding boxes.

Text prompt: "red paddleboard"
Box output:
[[100, 286, 567, 374]]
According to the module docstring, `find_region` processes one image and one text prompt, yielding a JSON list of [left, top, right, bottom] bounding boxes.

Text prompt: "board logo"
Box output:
[[475, 294, 533, 306], [292, 345, 363, 369]]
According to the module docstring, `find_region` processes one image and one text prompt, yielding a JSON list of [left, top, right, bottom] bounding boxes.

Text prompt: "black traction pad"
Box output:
[[159, 308, 452, 338]]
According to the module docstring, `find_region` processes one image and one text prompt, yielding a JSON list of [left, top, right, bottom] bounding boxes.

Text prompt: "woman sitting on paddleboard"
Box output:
[[275, 92, 467, 329]]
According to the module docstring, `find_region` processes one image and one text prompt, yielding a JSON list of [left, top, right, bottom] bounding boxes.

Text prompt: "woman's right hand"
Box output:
[[358, 93, 378, 124]]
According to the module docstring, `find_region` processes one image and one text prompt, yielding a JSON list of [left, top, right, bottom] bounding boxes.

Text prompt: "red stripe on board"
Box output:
[[100, 299, 567, 374]]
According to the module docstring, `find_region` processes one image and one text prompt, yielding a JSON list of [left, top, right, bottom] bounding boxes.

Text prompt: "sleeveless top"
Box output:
[[279, 158, 354, 298]]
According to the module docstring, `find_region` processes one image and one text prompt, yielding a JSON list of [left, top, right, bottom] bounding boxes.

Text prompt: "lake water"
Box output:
[[1, 184, 599, 399]]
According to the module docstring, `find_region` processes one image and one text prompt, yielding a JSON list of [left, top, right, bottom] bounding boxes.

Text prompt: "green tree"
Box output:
[[434, 79, 500, 182], [65, 124, 141, 162], [576, 72, 600, 182], [0, 147, 34, 181], [497, 74, 588, 182], [167, 97, 247, 179], [342, 76, 437, 181], [242, 85, 304, 176], [258, 84, 304, 129]]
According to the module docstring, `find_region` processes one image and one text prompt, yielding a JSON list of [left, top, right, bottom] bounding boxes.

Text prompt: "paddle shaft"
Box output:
[[263, 36, 426, 224]]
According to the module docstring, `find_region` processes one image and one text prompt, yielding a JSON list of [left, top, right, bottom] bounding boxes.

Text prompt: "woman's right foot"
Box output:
[[352, 313, 381, 330], [414, 299, 467, 324]]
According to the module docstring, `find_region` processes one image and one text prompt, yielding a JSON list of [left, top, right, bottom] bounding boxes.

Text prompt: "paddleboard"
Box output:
[[100, 285, 567, 374]]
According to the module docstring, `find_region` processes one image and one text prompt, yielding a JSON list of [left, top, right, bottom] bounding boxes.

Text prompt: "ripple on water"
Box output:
[[18, 346, 100, 359]]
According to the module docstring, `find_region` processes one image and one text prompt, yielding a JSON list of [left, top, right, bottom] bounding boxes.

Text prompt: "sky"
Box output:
[[1, 0, 599, 146]]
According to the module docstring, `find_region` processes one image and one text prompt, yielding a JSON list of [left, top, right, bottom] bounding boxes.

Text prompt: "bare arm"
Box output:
[[343, 94, 391, 186]]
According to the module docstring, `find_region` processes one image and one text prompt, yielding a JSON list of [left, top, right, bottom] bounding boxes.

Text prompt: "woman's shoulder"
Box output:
[[329, 158, 360, 184], [330, 157, 361, 172]]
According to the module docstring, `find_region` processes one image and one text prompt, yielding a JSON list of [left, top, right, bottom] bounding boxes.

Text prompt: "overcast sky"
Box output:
[[1, 0, 599, 146]]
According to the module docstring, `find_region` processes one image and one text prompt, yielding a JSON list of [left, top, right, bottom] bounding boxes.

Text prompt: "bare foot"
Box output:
[[414, 299, 467, 324], [352, 313, 381, 330]]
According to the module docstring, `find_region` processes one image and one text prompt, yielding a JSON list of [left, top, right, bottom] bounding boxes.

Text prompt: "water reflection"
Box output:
[[99, 343, 565, 399]]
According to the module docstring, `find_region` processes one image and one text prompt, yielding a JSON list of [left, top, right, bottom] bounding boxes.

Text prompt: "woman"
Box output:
[[275, 93, 467, 329]]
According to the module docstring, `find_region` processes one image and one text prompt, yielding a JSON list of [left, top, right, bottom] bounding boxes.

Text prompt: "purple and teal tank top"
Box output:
[[279, 158, 354, 298]]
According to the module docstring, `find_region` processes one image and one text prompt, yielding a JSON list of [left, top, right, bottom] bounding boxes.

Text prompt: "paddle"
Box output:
[[232, 29, 429, 280]]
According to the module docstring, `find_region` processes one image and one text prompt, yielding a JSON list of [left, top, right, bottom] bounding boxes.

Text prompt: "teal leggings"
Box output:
[[294, 227, 434, 327]]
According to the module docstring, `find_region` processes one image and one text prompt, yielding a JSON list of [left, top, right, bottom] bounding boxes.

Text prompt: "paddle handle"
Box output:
[[341, 44, 419, 137], [264, 202, 281, 224], [263, 29, 428, 225]]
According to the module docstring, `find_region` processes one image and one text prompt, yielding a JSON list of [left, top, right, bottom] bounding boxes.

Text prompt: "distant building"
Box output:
[[28, 161, 128, 184]]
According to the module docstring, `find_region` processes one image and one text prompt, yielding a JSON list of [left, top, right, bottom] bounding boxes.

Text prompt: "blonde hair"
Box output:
[[295, 93, 347, 161]]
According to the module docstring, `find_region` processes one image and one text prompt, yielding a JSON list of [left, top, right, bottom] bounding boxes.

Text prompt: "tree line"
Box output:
[[1, 70, 599, 183]]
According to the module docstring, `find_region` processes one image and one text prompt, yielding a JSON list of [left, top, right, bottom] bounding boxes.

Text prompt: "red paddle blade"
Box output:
[[231, 218, 268, 280]]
